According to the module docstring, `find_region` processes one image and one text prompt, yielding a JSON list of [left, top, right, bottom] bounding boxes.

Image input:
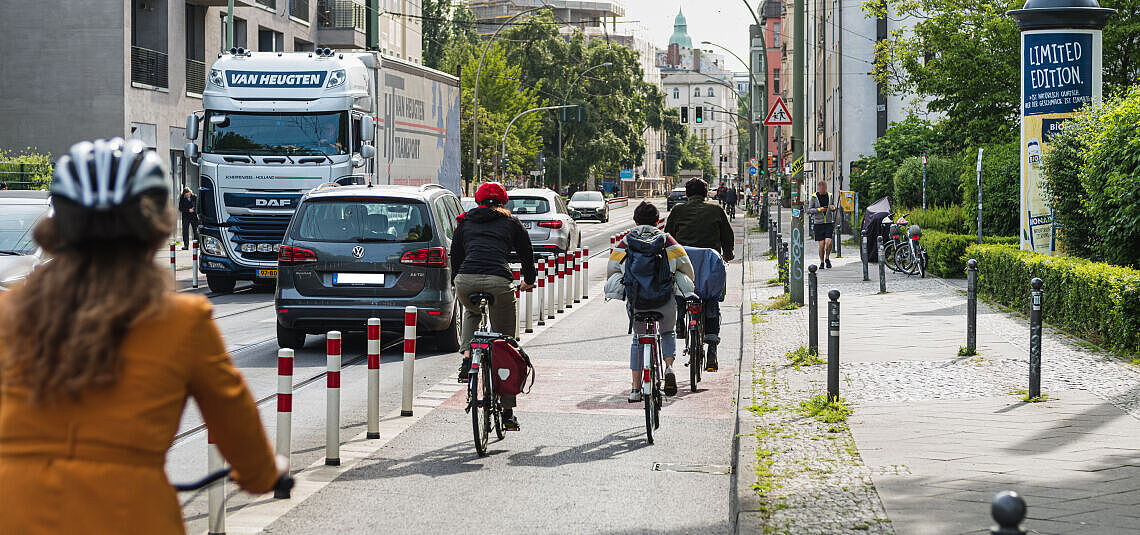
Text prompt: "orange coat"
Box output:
[[0, 293, 278, 534]]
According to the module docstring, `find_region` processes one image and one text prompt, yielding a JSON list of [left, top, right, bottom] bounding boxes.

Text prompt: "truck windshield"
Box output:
[[204, 111, 348, 156]]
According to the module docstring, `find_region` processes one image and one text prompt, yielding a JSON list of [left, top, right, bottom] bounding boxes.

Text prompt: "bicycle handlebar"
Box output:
[[173, 469, 295, 498]]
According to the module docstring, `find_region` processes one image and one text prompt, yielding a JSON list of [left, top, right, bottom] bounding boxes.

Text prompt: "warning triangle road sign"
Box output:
[[763, 97, 793, 126]]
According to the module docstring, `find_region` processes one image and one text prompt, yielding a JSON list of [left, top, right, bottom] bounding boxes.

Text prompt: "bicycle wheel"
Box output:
[[643, 345, 656, 444], [688, 316, 703, 392], [882, 241, 899, 272], [471, 350, 491, 456], [895, 244, 919, 275]]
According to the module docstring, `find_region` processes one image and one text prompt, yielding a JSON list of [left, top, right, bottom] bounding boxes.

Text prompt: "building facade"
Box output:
[[0, 0, 421, 195]]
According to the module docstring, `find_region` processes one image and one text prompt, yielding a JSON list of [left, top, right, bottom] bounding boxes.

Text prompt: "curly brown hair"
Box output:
[[0, 192, 174, 403]]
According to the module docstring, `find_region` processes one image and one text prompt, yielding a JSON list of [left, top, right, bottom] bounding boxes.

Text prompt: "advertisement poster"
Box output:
[[1019, 30, 1101, 254]]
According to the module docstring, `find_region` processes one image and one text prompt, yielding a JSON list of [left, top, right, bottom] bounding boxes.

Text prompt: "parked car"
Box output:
[[460, 196, 477, 212], [567, 191, 609, 222], [666, 187, 687, 210], [274, 183, 462, 351], [506, 188, 580, 258], [0, 191, 51, 291]]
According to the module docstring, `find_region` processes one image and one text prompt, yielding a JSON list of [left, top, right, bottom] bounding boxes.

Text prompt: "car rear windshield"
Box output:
[[295, 199, 433, 243], [506, 196, 550, 215], [0, 203, 48, 255], [571, 191, 603, 202]]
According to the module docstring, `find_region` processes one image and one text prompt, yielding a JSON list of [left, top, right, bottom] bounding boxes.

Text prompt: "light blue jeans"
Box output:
[[627, 300, 677, 371]]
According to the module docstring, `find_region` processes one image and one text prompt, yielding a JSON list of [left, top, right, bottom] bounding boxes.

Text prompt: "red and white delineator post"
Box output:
[[536, 258, 547, 326], [325, 331, 341, 466], [366, 318, 381, 439], [400, 307, 416, 416], [275, 347, 293, 499], [192, 240, 199, 289], [582, 247, 590, 300], [207, 431, 225, 534]]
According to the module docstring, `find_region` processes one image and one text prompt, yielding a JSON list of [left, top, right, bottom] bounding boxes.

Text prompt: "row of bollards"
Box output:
[[806, 265, 841, 402], [962, 259, 1044, 400], [169, 239, 201, 289]]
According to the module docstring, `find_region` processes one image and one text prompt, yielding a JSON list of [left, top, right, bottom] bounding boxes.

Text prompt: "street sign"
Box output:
[[768, 192, 779, 201], [748, 166, 758, 176], [529, 170, 543, 176], [620, 169, 633, 179], [763, 97, 793, 126], [749, 157, 758, 168]]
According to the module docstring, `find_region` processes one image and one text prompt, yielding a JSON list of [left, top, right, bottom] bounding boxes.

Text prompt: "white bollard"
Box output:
[[192, 240, 199, 289], [367, 318, 381, 439], [546, 257, 556, 319], [325, 331, 341, 466], [537, 258, 547, 326], [401, 306, 417, 416], [169, 241, 176, 282], [573, 249, 583, 303], [582, 247, 590, 300], [275, 348, 293, 499], [565, 252, 575, 309], [513, 266, 521, 332], [207, 433, 225, 535], [556, 253, 566, 314], [525, 268, 534, 333]]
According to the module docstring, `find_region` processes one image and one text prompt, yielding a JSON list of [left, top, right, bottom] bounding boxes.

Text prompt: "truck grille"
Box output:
[[229, 214, 292, 261]]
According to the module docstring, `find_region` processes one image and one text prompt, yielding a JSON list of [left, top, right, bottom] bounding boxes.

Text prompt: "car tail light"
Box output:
[[278, 245, 317, 265], [401, 247, 448, 268], [537, 220, 563, 229]]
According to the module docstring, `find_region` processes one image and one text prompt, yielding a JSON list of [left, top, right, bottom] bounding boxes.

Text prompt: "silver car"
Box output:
[[0, 191, 51, 291], [506, 188, 580, 258], [567, 191, 609, 222]]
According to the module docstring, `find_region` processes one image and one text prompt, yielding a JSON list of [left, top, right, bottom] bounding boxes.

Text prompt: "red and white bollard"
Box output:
[[582, 247, 590, 300], [573, 249, 583, 303], [556, 253, 566, 314], [169, 241, 176, 282], [537, 259, 547, 326], [524, 267, 534, 333], [401, 307, 417, 417], [275, 348, 293, 499], [325, 331, 341, 466], [546, 257, 556, 320], [513, 266, 522, 331], [207, 431, 225, 534], [565, 251, 575, 309], [366, 318, 381, 439], [192, 240, 199, 289]]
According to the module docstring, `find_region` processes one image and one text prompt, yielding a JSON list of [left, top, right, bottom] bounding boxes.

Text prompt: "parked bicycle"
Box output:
[[878, 213, 927, 277], [633, 310, 665, 444]]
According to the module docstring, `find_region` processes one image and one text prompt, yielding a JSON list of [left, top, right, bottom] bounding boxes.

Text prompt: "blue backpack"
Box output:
[[622, 233, 673, 309]]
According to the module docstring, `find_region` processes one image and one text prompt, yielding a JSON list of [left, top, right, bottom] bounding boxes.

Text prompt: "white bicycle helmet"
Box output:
[[51, 138, 168, 210]]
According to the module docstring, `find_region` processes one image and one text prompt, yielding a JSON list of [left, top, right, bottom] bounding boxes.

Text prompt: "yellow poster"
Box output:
[[838, 190, 856, 212]]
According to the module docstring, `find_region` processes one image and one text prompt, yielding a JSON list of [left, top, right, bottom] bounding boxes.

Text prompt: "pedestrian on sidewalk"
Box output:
[[178, 187, 199, 249], [0, 138, 286, 534], [450, 182, 535, 431], [807, 180, 837, 269], [664, 178, 734, 371], [607, 202, 696, 400]]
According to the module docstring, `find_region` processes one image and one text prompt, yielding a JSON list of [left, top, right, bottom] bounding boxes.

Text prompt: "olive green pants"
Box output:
[[455, 273, 518, 409]]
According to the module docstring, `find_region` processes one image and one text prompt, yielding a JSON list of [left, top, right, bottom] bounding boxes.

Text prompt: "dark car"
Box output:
[[274, 183, 462, 351], [666, 187, 687, 211]]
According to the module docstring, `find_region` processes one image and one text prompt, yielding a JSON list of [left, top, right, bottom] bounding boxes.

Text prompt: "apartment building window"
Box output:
[[130, 0, 168, 88], [219, 15, 248, 50], [186, 4, 206, 95], [694, 87, 700, 97], [773, 69, 780, 94], [707, 87, 714, 97], [259, 28, 284, 52], [294, 38, 314, 52], [257, 0, 277, 9], [773, 23, 781, 47], [290, 0, 310, 21], [673, 87, 679, 99]]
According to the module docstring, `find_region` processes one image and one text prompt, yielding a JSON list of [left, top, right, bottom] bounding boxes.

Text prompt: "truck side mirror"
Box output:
[[186, 114, 199, 140], [184, 142, 200, 161], [360, 144, 376, 159], [361, 116, 375, 142]]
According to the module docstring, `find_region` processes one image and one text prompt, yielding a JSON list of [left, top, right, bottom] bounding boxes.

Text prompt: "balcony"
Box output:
[[290, 0, 309, 21], [131, 46, 168, 88], [317, 0, 367, 49], [186, 59, 206, 95]]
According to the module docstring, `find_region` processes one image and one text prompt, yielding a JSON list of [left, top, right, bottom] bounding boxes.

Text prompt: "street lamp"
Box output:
[[558, 61, 613, 191], [502, 105, 579, 181]]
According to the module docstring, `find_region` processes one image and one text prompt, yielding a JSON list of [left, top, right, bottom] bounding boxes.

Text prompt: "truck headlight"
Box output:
[[202, 235, 227, 256], [209, 69, 225, 88], [326, 69, 346, 88]]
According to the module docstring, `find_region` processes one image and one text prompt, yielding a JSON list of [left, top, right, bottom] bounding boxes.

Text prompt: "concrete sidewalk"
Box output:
[[739, 221, 1140, 534]]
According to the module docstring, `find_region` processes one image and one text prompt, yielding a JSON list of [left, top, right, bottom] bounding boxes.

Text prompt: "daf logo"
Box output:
[[352, 246, 365, 259], [255, 198, 292, 207]]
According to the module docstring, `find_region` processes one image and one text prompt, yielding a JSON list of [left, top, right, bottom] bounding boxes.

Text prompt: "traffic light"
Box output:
[[695, 106, 703, 124], [501, 154, 510, 171], [680, 106, 689, 124], [767, 154, 775, 167]]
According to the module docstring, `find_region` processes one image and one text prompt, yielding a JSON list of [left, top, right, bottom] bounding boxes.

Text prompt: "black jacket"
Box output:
[[178, 194, 197, 217], [451, 207, 536, 284], [664, 195, 735, 259]]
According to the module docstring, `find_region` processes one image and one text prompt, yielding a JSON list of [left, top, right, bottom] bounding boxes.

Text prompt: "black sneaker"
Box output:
[[458, 356, 471, 383], [826, 259, 833, 269], [705, 345, 719, 372], [502, 410, 520, 431], [664, 369, 678, 396]]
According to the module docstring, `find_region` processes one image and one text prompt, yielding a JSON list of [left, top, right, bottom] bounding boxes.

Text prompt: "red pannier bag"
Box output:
[[492, 339, 535, 397]]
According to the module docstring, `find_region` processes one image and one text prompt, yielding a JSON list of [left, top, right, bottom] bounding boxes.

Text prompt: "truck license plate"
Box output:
[[257, 269, 278, 278]]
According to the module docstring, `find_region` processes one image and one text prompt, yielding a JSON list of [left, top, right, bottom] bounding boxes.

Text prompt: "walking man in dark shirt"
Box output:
[[178, 187, 199, 249]]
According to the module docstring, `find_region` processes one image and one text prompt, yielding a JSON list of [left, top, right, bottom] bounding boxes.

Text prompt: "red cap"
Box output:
[[474, 182, 509, 205]]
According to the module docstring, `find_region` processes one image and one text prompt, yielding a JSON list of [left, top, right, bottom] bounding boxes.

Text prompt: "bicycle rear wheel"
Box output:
[[471, 351, 491, 456], [688, 317, 703, 392], [895, 244, 919, 275]]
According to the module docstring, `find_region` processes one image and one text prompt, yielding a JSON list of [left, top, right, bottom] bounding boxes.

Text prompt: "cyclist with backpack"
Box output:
[[664, 178, 734, 372], [606, 202, 696, 400]]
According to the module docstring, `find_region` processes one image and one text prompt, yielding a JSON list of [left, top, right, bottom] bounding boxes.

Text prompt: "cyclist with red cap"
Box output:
[[450, 182, 535, 431]]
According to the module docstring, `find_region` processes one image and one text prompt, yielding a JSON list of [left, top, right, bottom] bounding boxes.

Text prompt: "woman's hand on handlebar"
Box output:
[[518, 281, 535, 292]]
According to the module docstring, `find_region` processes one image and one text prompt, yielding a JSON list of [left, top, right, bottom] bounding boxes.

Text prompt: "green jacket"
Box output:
[[664, 195, 735, 259]]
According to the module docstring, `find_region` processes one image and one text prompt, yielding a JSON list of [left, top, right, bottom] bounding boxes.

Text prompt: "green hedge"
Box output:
[[923, 230, 1017, 278], [966, 243, 1140, 354], [904, 205, 968, 235]]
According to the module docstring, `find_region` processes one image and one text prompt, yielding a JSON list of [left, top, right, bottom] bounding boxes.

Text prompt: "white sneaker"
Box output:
[[628, 389, 643, 403]]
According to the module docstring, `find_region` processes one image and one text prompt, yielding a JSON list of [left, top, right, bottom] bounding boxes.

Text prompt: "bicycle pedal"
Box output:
[[458, 376, 470, 384]]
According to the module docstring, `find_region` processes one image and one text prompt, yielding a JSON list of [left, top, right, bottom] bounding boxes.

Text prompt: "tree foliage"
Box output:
[[892, 155, 962, 208], [849, 115, 949, 203], [961, 140, 1020, 238]]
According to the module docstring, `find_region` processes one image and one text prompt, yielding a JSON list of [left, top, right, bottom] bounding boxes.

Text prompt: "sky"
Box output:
[[620, 0, 756, 72]]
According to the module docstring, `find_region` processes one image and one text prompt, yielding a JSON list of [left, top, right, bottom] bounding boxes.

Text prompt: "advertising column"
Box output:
[[1008, 0, 1113, 254]]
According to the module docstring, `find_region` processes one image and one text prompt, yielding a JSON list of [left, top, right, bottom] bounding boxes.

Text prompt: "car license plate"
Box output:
[[334, 273, 385, 285], [257, 269, 278, 278], [522, 221, 533, 229]]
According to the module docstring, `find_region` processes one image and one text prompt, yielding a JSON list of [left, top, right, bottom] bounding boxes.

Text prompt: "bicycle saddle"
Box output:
[[633, 311, 664, 321], [468, 292, 495, 306]]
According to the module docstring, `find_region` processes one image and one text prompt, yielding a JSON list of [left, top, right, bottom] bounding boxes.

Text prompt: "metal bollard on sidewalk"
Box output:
[[537, 258, 547, 325], [192, 240, 199, 289], [169, 241, 176, 282], [582, 247, 590, 300], [325, 331, 341, 466], [546, 257, 556, 319], [367, 318, 381, 439], [275, 348, 293, 499], [401, 306, 417, 416], [990, 491, 1028, 535], [808, 265, 819, 356], [573, 249, 583, 303], [877, 236, 887, 294], [207, 432, 225, 535], [860, 230, 869, 281], [966, 259, 978, 354], [565, 251, 575, 308], [1029, 278, 1043, 400], [769, 218, 776, 255], [835, 211, 843, 258], [827, 289, 841, 402], [556, 253, 566, 314]]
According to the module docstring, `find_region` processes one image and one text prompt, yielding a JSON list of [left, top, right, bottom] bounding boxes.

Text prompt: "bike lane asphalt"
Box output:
[[243, 213, 748, 534]]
